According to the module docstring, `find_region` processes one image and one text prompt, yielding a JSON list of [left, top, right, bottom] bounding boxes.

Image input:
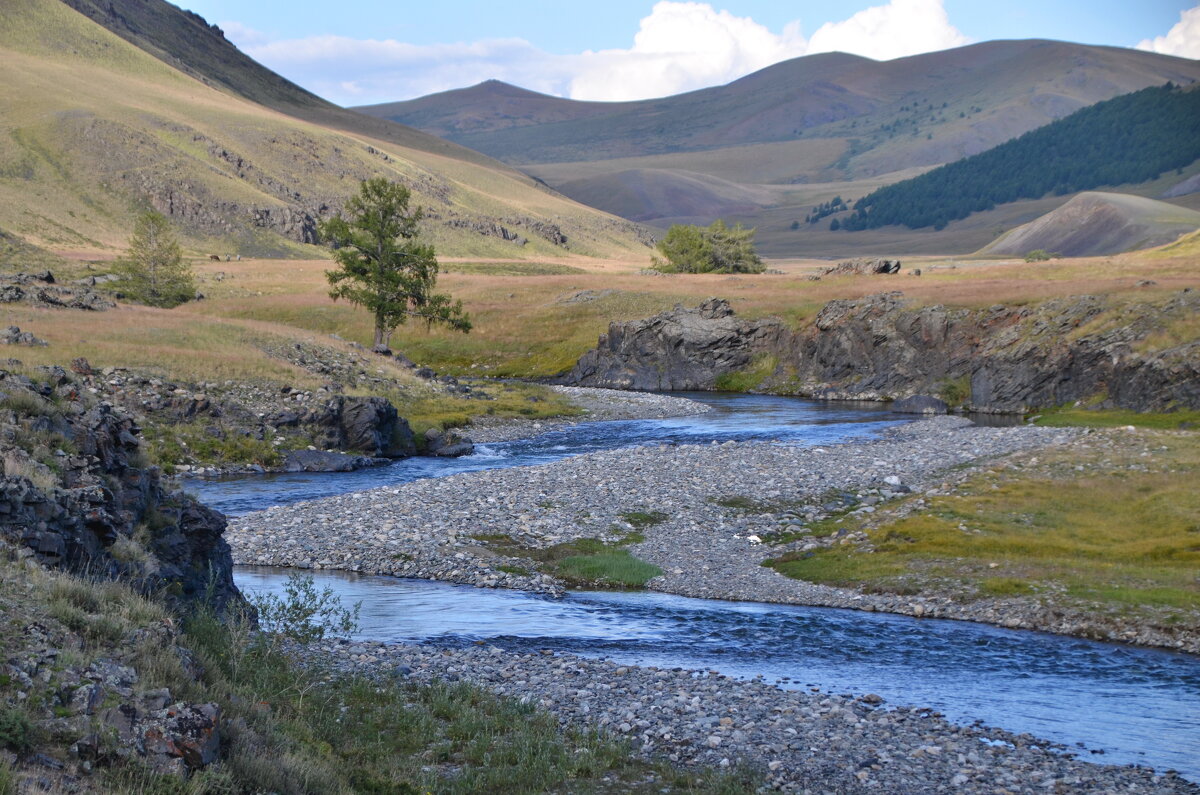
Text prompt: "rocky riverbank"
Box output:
[[0, 366, 242, 614], [559, 292, 1200, 414], [227, 415, 1197, 653], [298, 639, 1198, 794]]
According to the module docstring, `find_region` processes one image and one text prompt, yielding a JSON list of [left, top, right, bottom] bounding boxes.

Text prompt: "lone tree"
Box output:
[[652, 219, 764, 274], [113, 210, 195, 307], [319, 178, 470, 350]]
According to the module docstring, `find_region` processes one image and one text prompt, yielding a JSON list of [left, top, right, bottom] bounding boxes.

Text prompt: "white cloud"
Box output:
[[806, 0, 969, 61], [1136, 5, 1200, 60], [222, 0, 970, 106], [567, 2, 807, 101], [218, 20, 271, 49]]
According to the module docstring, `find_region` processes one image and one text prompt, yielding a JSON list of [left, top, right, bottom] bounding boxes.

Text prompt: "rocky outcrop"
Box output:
[[563, 298, 790, 391], [0, 271, 115, 311], [0, 367, 243, 614], [561, 292, 1200, 413], [1, 326, 48, 346], [822, 257, 902, 276]]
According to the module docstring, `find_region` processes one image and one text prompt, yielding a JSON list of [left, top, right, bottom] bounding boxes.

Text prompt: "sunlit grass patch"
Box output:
[[1033, 407, 1200, 430], [554, 550, 663, 589], [766, 433, 1200, 612]]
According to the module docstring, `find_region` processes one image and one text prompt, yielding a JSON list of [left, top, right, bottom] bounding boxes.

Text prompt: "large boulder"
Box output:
[[282, 449, 389, 472], [424, 428, 475, 457], [892, 395, 948, 414]]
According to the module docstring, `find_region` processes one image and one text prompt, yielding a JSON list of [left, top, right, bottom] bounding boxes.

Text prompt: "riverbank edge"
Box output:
[[281, 637, 1199, 794]]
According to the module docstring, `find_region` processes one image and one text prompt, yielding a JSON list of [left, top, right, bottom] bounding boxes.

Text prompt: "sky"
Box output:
[[178, 0, 1200, 106]]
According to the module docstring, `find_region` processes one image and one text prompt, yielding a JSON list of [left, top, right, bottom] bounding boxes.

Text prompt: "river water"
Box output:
[[191, 393, 1200, 780], [187, 393, 907, 517]]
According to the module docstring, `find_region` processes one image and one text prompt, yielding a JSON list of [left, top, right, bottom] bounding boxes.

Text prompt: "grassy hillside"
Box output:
[[59, 0, 504, 171], [981, 192, 1200, 257], [0, 0, 649, 259]]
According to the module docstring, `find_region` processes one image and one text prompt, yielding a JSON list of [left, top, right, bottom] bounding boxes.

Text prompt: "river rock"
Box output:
[[282, 450, 389, 472], [424, 428, 475, 457], [892, 395, 948, 414]]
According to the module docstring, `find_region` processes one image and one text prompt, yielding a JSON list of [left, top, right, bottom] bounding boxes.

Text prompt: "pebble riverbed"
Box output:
[[295, 639, 1196, 794], [226, 397, 1200, 793]]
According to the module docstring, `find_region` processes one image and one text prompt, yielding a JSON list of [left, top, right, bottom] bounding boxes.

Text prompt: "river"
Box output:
[[190, 393, 1200, 781]]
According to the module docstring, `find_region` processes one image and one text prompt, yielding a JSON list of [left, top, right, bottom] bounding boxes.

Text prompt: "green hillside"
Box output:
[[842, 84, 1200, 232], [0, 0, 648, 259]]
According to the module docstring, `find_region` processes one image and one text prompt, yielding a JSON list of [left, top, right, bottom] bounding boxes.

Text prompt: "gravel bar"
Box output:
[[300, 639, 1197, 794]]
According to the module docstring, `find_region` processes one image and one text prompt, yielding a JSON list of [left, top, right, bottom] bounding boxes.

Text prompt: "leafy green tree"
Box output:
[[113, 210, 195, 308], [319, 178, 470, 349], [652, 219, 764, 274]]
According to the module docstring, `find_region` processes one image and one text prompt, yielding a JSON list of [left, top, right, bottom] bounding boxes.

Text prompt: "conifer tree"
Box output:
[[319, 178, 470, 349]]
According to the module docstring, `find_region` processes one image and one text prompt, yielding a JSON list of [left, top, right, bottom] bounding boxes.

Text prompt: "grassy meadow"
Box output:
[[765, 429, 1200, 618]]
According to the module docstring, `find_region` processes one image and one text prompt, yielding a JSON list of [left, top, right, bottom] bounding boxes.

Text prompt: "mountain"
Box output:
[[360, 41, 1200, 175], [359, 41, 1200, 255], [58, 0, 498, 169], [0, 0, 648, 259], [979, 192, 1200, 257]]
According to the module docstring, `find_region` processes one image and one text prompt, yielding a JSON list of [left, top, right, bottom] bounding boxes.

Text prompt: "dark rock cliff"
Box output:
[[566, 298, 791, 391], [0, 367, 243, 614], [560, 292, 1200, 413]]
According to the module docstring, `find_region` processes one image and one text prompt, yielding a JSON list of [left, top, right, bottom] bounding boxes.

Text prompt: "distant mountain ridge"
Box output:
[[358, 41, 1200, 175], [357, 40, 1200, 257]]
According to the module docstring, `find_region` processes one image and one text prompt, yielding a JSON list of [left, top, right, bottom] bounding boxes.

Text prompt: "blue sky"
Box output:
[[178, 0, 1200, 104]]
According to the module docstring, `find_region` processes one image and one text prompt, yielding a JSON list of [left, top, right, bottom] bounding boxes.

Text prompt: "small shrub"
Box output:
[[1024, 249, 1055, 262], [250, 572, 360, 644], [0, 391, 56, 418], [619, 510, 669, 530], [0, 707, 34, 753], [937, 375, 971, 407]]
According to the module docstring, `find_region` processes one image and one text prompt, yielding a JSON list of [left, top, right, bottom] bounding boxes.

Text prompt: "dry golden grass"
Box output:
[[172, 240, 1200, 377], [10, 223, 1196, 386]]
